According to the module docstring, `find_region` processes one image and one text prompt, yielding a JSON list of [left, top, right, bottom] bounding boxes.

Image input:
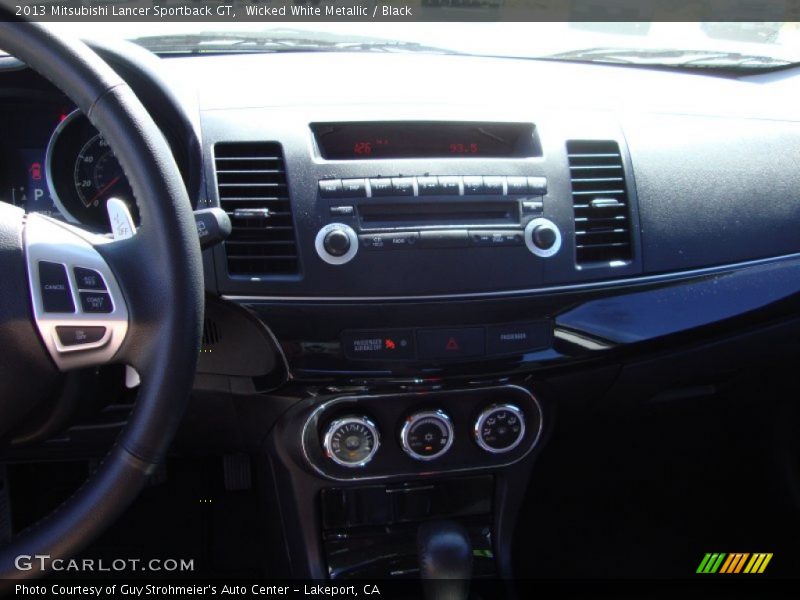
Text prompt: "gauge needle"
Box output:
[[88, 175, 121, 205]]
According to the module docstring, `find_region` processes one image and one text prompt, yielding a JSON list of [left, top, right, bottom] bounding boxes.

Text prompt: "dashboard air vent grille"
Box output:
[[214, 142, 298, 276], [567, 140, 632, 265]]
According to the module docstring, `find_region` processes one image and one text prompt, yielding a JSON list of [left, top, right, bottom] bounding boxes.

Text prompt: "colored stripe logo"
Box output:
[[697, 553, 773, 574]]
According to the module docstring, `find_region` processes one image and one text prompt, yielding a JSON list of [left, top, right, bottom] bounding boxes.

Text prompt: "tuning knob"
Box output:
[[315, 223, 358, 265], [524, 218, 561, 257]]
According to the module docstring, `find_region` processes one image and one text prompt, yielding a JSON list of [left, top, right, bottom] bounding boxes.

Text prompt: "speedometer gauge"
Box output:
[[46, 110, 137, 231], [73, 134, 133, 210]]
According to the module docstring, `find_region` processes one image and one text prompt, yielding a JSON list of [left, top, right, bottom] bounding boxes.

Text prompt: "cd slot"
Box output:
[[359, 201, 519, 227]]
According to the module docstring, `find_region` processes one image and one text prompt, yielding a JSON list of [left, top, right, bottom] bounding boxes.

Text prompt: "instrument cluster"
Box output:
[[1, 99, 136, 232]]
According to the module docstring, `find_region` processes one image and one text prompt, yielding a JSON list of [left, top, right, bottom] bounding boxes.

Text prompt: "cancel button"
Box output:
[[487, 321, 551, 356]]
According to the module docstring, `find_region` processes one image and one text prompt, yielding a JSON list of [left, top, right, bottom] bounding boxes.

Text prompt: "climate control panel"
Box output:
[[295, 385, 542, 479]]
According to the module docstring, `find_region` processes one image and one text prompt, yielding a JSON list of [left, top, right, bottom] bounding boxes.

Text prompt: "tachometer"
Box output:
[[46, 110, 137, 231]]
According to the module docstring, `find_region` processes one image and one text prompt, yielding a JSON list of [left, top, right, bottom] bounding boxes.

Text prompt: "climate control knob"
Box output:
[[524, 218, 561, 257], [474, 404, 526, 454], [323, 416, 380, 467], [400, 410, 454, 461], [315, 223, 358, 265]]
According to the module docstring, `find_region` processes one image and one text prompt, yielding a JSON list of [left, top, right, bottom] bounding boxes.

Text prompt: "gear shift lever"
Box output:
[[417, 520, 473, 600]]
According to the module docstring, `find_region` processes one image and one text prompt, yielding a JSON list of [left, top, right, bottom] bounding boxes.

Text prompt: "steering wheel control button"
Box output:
[[524, 217, 562, 258], [401, 410, 454, 461], [315, 223, 359, 265], [323, 229, 351, 257], [38, 261, 75, 313], [487, 322, 552, 356], [319, 179, 343, 198], [323, 416, 380, 468], [341, 329, 415, 360], [417, 327, 485, 360], [73, 267, 107, 291], [55, 325, 107, 347], [474, 404, 526, 454], [79, 291, 113, 313]]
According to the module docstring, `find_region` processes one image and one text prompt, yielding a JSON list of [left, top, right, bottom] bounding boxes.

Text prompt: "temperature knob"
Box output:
[[400, 410, 454, 461], [474, 404, 526, 454], [315, 223, 358, 265], [323, 416, 380, 467]]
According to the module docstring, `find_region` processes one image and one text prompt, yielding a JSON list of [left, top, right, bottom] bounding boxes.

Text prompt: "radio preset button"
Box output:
[[416, 176, 442, 195], [506, 176, 528, 194], [527, 177, 548, 195], [319, 179, 343, 198], [437, 176, 461, 195], [341, 179, 367, 197], [369, 178, 393, 196], [483, 176, 505, 194], [391, 177, 415, 196], [462, 176, 485, 195]]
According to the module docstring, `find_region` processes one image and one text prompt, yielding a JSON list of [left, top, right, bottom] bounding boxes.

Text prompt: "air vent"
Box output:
[[567, 140, 632, 265], [214, 142, 298, 276]]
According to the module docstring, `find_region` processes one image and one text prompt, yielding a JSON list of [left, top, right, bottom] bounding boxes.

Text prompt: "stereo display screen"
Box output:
[[311, 122, 537, 160]]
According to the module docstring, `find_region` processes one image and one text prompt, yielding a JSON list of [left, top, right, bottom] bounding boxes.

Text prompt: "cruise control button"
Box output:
[[79, 292, 113, 314], [487, 322, 552, 356], [391, 178, 415, 196], [417, 327, 486, 360], [319, 179, 343, 198], [506, 176, 528, 194], [55, 325, 107, 347], [341, 179, 367, 197], [74, 267, 107, 291], [369, 178, 393, 197], [527, 177, 547, 195], [39, 261, 75, 313]]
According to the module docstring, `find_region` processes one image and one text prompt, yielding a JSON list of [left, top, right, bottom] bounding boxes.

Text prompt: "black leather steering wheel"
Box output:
[[0, 19, 203, 578]]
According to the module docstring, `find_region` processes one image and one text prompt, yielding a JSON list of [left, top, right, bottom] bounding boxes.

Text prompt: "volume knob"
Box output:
[[315, 223, 358, 265], [524, 218, 561, 258]]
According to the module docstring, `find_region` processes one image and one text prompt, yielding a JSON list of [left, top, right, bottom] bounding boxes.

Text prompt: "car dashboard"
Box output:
[[3, 47, 800, 582]]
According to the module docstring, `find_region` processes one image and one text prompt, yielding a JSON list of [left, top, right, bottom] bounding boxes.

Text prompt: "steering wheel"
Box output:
[[0, 20, 203, 578]]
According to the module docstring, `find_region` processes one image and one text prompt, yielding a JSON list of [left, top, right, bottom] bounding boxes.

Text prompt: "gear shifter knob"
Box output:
[[417, 520, 472, 600]]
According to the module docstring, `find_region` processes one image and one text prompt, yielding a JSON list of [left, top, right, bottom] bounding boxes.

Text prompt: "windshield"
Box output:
[[48, 21, 800, 70]]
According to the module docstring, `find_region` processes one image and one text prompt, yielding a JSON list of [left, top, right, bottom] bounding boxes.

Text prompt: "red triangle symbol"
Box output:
[[445, 337, 460, 351]]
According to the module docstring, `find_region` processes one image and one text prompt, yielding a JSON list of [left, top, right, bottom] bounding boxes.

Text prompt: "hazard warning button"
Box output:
[[417, 327, 486, 360]]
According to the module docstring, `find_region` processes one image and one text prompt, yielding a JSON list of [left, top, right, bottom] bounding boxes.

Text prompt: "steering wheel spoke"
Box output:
[[24, 212, 129, 371]]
